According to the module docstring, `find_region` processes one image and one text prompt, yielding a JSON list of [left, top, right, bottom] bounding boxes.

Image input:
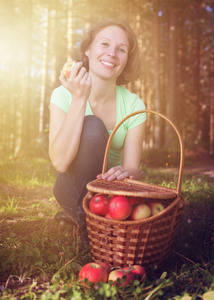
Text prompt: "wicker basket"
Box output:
[[83, 110, 185, 270]]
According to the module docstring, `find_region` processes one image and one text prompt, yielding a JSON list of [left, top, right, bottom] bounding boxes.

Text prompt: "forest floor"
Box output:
[[0, 147, 214, 210], [168, 147, 214, 177], [0, 149, 214, 299]]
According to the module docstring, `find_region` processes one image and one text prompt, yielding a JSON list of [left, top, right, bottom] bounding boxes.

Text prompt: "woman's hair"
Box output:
[[79, 19, 141, 85]]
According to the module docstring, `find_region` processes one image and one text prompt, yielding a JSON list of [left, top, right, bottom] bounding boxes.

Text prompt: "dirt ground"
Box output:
[[183, 147, 214, 177]]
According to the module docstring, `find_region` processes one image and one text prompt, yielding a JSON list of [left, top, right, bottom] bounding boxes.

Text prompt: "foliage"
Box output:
[[0, 158, 214, 299], [1, 0, 214, 158]]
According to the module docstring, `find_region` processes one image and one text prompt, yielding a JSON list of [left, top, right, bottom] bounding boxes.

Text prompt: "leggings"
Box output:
[[53, 115, 109, 227]]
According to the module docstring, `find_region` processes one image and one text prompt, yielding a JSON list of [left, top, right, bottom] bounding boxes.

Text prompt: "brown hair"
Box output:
[[79, 19, 141, 85]]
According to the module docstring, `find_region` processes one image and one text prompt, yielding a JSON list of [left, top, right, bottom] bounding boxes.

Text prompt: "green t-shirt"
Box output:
[[50, 85, 146, 169]]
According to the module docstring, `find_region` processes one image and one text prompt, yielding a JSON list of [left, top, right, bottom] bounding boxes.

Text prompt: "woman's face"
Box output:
[[85, 25, 129, 83]]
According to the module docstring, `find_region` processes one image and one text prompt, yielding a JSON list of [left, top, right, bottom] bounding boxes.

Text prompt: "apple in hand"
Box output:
[[108, 195, 132, 220], [108, 268, 135, 286], [129, 204, 151, 220], [148, 201, 165, 216], [89, 194, 109, 216], [79, 262, 108, 283], [62, 60, 77, 78]]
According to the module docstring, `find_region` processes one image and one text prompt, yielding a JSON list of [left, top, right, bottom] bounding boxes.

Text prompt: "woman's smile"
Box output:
[[100, 60, 116, 68]]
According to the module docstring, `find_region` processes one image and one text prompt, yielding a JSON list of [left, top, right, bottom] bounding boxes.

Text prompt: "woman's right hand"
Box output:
[[59, 62, 91, 102], [49, 62, 92, 173]]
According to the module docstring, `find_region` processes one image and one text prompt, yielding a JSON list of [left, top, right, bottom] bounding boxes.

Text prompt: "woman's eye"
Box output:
[[101, 42, 109, 47], [118, 48, 126, 53]]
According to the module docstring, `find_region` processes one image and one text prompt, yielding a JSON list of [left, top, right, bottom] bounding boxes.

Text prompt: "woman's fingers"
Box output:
[[59, 71, 67, 83], [102, 166, 129, 181], [68, 62, 83, 79], [59, 63, 91, 100], [74, 65, 87, 81]]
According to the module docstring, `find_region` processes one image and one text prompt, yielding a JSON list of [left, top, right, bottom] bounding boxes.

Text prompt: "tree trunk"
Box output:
[[210, 49, 214, 155], [153, 0, 162, 148], [166, 9, 177, 145]]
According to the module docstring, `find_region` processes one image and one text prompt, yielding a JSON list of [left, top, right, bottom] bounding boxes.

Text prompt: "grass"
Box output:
[[0, 157, 214, 299]]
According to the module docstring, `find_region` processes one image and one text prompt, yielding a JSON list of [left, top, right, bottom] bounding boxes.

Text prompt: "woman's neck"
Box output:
[[89, 76, 117, 104]]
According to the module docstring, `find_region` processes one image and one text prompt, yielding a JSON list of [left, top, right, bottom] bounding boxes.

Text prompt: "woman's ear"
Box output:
[[85, 49, 89, 57]]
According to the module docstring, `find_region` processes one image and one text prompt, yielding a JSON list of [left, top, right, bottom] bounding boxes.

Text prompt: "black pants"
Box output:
[[53, 115, 109, 227]]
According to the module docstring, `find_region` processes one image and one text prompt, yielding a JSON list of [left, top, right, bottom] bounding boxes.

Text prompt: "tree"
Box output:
[[0, 0, 213, 159]]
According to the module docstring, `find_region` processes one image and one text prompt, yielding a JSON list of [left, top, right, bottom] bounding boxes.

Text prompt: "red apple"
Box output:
[[97, 262, 112, 275], [131, 265, 146, 279], [105, 212, 113, 219], [62, 60, 77, 78], [108, 268, 135, 286], [148, 202, 165, 216], [79, 262, 108, 283], [89, 194, 109, 216], [108, 195, 132, 220], [129, 196, 145, 206], [123, 265, 146, 280], [129, 204, 151, 220]]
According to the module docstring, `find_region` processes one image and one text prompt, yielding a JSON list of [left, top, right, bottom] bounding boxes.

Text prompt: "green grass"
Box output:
[[0, 158, 214, 299]]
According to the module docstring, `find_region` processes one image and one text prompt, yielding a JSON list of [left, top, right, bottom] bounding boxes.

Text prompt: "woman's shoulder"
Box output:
[[117, 85, 135, 97], [116, 85, 145, 108], [52, 85, 71, 97], [50, 85, 72, 113]]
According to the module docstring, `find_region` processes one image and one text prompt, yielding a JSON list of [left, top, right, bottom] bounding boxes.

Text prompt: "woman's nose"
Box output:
[[107, 48, 116, 57]]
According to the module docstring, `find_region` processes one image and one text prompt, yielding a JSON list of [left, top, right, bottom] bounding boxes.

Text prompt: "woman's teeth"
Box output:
[[101, 61, 115, 67]]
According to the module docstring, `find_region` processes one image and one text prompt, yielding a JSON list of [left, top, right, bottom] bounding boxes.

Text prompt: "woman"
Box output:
[[49, 19, 146, 242]]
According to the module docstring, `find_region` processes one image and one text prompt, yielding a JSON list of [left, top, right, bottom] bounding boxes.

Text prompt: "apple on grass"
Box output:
[[96, 261, 112, 275], [129, 203, 151, 220], [79, 262, 108, 283], [148, 201, 165, 216], [124, 265, 146, 280], [108, 268, 135, 286], [62, 60, 77, 78], [132, 265, 146, 279]]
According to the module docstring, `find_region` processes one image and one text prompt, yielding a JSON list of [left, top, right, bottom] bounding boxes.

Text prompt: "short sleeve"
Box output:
[[50, 86, 71, 113], [127, 95, 146, 129]]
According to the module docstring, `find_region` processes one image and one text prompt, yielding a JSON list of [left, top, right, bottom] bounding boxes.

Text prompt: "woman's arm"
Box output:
[[49, 63, 91, 173], [100, 122, 145, 181], [122, 122, 145, 179]]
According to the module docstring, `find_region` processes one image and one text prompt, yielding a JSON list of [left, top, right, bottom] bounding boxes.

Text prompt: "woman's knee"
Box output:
[[82, 115, 109, 144]]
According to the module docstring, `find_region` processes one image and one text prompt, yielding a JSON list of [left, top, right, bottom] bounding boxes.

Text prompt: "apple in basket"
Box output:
[[79, 262, 109, 283], [62, 60, 77, 78], [129, 204, 151, 220], [105, 212, 113, 219], [148, 201, 165, 216], [89, 194, 109, 216], [108, 195, 132, 220], [129, 196, 145, 206], [108, 268, 135, 286]]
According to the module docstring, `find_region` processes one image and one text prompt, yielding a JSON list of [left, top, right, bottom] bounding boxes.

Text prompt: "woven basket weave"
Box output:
[[83, 110, 185, 270]]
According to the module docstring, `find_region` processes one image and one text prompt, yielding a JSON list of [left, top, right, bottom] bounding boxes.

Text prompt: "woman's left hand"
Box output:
[[97, 166, 133, 181]]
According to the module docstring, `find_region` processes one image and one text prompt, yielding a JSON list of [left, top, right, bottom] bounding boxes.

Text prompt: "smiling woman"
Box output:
[[48, 19, 146, 242], [80, 19, 141, 85], [84, 26, 129, 84]]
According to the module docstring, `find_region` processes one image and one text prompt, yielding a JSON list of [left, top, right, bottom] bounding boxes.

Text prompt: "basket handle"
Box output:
[[102, 109, 184, 194]]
